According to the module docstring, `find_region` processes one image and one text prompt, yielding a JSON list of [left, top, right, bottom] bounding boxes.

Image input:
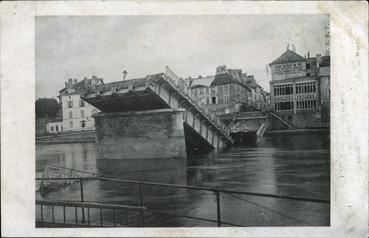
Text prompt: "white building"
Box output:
[[58, 76, 103, 132], [46, 120, 63, 134]]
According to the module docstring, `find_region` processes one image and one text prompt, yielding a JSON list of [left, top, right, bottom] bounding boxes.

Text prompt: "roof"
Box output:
[[60, 76, 104, 96], [211, 72, 242, 87], [269, 50, 306, 66], [246, 75, 254, 81], [190, 76, 214, 88], [319, 56, 330, 67]]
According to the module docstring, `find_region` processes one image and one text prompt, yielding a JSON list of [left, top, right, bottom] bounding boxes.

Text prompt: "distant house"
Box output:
[[57, 76, 104, 132], [46, 120, 63, 134], [190, 65, 267, 115]]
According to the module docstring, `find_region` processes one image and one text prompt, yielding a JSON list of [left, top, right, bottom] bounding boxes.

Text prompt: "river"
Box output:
[[36, 133, 330, 227]]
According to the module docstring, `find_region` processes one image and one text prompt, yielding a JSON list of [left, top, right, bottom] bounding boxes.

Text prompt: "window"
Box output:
[[296, 99, 317, 110], [81, 110, 85, 118], [69, 111, 73, 119], [68, 101, 73, 108], [92, 109, 98, 115], [81, 120, 86, 128], [211, 96, 217, 104], [295, 82, 316, 94], [275, 101, 294, 111], [206, 88, 210, 94], [51, 126, 54, 132], [306, 63, 311, 69], [69, 121, 73, 129], [273, 84, 293, 96], [224, 95, 229, 102], [80, 100, 85, 107], [224, 85, 229, 95], [56, 125, 58, 132], [61, 126, 63, 132]]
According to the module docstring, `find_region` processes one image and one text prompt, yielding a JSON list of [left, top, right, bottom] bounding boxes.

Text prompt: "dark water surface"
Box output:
[[36, 133, 330, 227]]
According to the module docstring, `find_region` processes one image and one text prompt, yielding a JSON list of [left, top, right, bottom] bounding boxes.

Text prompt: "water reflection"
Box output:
[[36, 132, 330, 226]]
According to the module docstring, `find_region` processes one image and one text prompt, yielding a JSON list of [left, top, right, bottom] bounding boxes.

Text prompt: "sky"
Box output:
[[36, 15, 329, 98]]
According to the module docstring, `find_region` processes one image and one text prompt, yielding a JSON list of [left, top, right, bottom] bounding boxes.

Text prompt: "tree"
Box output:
[[35, 98, 59, 118]]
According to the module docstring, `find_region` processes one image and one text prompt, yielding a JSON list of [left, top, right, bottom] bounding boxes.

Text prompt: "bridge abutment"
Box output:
[[93, 108, 187, 159]]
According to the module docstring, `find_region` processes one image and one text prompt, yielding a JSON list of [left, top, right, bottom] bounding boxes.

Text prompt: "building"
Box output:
[[190, 65, 268, 115], [269, 48, 330, 128], [318, 55, 330, 124], [46, 120, 64, 134], [241, 75, 269, 111], [59, 76, 104, 132]]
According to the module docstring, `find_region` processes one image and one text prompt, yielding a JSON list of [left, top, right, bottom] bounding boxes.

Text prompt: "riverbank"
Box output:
[[264, 128, 329, 135], [36, 130, 95, 144]]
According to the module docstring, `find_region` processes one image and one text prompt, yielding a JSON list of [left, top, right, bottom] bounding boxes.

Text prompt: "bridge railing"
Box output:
[[163, 67, 230, 140], [36, 176, 329, 227]]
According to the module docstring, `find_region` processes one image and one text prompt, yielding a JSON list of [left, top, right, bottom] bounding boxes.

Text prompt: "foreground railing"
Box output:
[[36, 200, 146, 227], [36, 176, 330, 227]]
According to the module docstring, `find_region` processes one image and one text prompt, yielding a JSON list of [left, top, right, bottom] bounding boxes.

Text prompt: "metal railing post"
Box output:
[[139, 183, 145, 227], [79, 178, 86, 223], [215, 191, 221, 227], [40, 204, 43, 222]]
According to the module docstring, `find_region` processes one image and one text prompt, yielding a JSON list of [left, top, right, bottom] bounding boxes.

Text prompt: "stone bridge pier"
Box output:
[[93, 109, 187, 160]]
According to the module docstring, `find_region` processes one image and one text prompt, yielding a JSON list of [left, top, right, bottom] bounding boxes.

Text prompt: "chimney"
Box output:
[[83, 77, 88, 86], [316, 54, 322, 65], [307, 52, 310, 58], [74, 79, 78, 84], [68, 78, 73, 86]]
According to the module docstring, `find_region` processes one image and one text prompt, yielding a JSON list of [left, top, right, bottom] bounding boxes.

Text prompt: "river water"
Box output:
[[36, 133, 330, 227]]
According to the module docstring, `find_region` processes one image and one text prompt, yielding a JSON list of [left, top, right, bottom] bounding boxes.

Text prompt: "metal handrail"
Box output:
[[36, 200, 147, 211], [161, 73, 232, 142], [36, 199, 146, 227], [36, 176, 329, 227], [36, 176, 330, 204]]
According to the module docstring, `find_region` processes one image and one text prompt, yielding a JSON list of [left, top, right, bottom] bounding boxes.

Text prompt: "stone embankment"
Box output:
[[36, 130, 95, 144]]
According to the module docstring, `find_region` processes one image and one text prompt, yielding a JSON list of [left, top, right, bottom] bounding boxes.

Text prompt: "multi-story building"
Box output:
[[59, 76, 104, 132], [269, 48, 330, 128], [190, 65, 267, 115]]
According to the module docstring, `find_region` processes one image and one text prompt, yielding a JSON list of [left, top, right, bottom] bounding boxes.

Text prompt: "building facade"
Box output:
[[190, 65, 268, 115], [59, 76, 103, 132], [46, 120, 64, 134], [269, 49, 330, 128]]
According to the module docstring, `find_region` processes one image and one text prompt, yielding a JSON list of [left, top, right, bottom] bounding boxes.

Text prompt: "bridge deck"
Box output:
[[81, 67, 233, 146]]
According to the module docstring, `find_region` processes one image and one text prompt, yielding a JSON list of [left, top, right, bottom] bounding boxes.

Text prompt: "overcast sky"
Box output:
[[36, 15, 329, 98]]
